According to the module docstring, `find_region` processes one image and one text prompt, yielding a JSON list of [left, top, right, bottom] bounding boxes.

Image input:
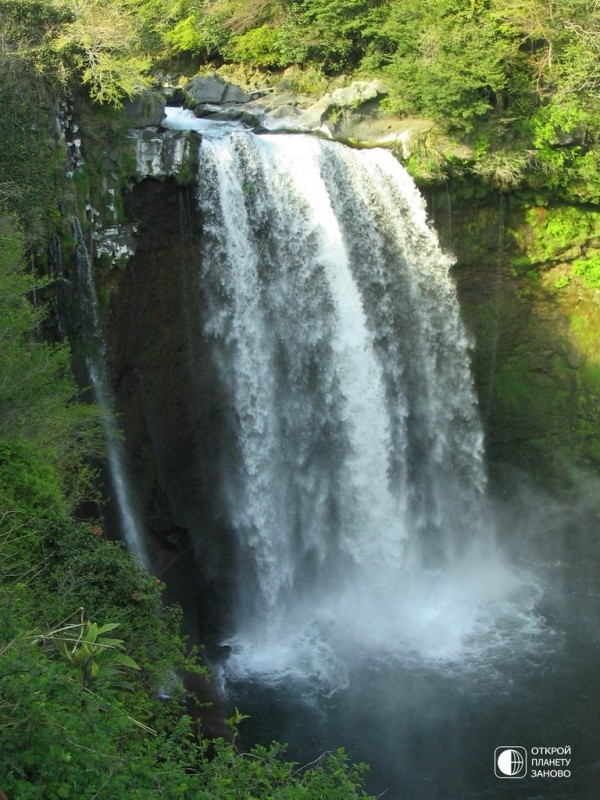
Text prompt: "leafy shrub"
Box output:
[[230, 25, 287, 68]]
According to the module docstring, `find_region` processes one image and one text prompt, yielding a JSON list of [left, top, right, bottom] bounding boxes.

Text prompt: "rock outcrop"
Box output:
[[124, 90, 166, 128], [181, 74, 433, 153], [130, 127, 200, 182], [104, 177, 235, 641]]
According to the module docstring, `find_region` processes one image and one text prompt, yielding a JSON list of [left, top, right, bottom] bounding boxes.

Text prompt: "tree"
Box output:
[[51, 0, 152, 103], [374, 0, 513, 130]]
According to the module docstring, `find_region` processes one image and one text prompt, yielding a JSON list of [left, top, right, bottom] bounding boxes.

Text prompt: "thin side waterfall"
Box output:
[[73, 218, 149, 567], [162, 109, 537, 684]]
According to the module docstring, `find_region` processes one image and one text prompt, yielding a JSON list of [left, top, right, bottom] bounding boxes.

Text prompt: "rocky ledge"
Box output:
[[123, 76, 434, 185], [181, 72, 433, 155], [130, 127, 201, 182]]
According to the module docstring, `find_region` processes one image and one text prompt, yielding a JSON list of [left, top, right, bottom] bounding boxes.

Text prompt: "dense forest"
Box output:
[[1, 1, 599, 797], [4, 0, 600, 199]]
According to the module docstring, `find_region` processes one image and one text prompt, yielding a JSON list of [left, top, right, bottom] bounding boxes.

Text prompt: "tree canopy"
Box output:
[[2, 0, 600, 129]]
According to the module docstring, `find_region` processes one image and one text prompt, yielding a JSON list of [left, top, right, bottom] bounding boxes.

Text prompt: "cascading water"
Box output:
[[73, 218, 149, 567], [162, 109, 537, 684]]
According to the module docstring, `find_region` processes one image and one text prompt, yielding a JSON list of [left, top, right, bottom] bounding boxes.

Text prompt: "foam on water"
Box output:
[[221, 552, 546, 695]]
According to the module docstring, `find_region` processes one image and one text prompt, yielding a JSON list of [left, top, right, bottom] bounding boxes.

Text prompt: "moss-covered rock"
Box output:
[[430, 190, 600, 491]]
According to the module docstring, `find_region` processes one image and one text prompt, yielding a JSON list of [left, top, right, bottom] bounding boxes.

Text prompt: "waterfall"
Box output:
[[165, 110, 530, 681], [73, 218, 149, 567]]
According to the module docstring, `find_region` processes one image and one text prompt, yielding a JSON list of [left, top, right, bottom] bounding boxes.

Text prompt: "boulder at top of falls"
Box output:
[[298, 80, 389, 131], [185, 73, 252, 106], [124, 90, 166, 128], [160, 74, 433, 157], [316, 79, 388, 111]]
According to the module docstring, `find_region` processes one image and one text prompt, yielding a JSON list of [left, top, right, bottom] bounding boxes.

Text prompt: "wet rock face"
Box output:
[[429, 195, 600, 490], [104, 178, 235, 640], [131, 128, 200, 182]]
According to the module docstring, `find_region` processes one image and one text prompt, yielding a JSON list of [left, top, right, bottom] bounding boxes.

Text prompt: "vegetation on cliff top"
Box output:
[[3, 0, 600, 199]]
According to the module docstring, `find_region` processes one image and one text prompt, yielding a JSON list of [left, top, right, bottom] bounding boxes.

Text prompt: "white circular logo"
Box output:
[[497, 748, 525, 776]]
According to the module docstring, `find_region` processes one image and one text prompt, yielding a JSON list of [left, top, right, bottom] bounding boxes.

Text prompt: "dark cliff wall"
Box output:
[[103, 177, 235, 640]]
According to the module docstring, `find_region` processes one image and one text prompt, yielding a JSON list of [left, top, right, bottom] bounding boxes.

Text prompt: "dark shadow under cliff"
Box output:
[[104, 177, 236, 643]]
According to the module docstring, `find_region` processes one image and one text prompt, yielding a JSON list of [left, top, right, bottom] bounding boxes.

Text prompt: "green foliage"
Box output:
[[0, 218, 105, 510], [230, 24, 287, 68], [573, 254, 600, 289], [0, 208, 373, 799], [378, 1, 510, 131], [0, 59, 64, 243], [0, 441, 64, 515], [50, 0, 153, 104], [226, 706, 250, 743], [138, 0, 232, 58], [472, 149, 530, 191], [57, 618, 140, 688], [197, 740, 372, 799], [0, 517, 199, 798], [512, 207, 600, 283], [295, 0, 389, 72], [0, 0, 71, 53], [0, 0, 153, 107], [0, 511, 375, 798]]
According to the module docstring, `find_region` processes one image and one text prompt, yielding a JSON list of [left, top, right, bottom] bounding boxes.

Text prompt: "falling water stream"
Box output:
[[73, 218, 149, 567], [160, 109, 600, 798], [167, 108, 533, 668]]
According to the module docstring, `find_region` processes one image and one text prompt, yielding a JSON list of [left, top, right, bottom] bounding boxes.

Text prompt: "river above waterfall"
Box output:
[[158, 109, 600, 798]]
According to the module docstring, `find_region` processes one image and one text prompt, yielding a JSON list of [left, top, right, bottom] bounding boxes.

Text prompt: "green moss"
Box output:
[[95, 252, 112, 270], [572, 253, 600, 289], [511, 254, 532, 269], [175, 161, 195, 186], [589, 438, 600, 461], [68, 98, 138, 230], [96, 283, 109, 309], [522, 206, 595, 261], [570, 313, 595, 350], [0, 60, 65, 244], [494, 365, 532, 410]]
